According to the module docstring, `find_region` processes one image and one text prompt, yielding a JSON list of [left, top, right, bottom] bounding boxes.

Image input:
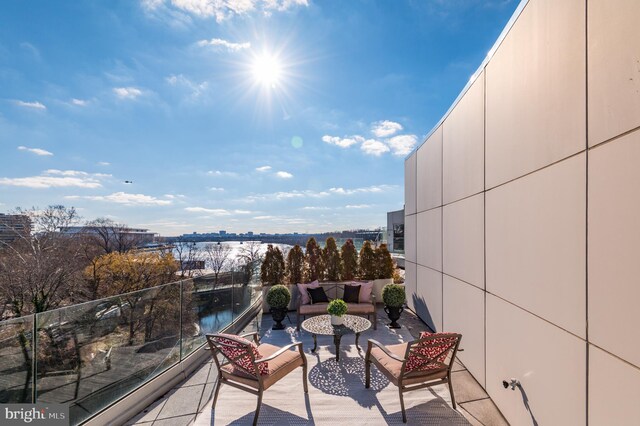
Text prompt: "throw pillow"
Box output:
[[405, 332, 458, 373], [354, 281, 373, 303], [211, 333, 268, 375], [297, 280, 320, 305], [343, 284, 361, 303], [307, 286, 329, 304]]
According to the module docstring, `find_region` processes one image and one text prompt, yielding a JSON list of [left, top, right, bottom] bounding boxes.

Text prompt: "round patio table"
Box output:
[[301, 314, 371, 361]]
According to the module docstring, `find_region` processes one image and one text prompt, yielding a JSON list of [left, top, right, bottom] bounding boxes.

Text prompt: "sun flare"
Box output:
[[252, 53, 282, 88]]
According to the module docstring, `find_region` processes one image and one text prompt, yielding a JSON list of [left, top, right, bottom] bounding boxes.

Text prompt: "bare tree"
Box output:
[[203, 243, 233, 286], [0, 205, 85, 317], [237, 241, 263, 284], [174, 239, 203, 278], [83, 218, 145, 254]]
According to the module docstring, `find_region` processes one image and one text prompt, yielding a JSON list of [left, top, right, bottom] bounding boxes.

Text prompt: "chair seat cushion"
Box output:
[[370, 343, 448, 386], [221, 343, 304, 390]]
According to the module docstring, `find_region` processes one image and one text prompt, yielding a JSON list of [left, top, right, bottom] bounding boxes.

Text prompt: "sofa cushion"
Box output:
[[354, 281, 373, 303], [299, 304, 328, 315], [297, 280, 319, 305], [346, 303, 375, 314], [343, 284, 361, 303], [307, 286, 329, 304]]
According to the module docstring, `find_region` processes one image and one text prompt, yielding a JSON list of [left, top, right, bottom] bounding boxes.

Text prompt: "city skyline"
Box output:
[[0, 0, 518, 234]]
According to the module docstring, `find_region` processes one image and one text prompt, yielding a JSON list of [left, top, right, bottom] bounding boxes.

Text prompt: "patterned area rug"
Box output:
[[194, 317, 470, 425]]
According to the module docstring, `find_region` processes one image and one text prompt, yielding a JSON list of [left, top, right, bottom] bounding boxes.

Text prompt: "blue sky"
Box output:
[[0, 0, 518, 236]]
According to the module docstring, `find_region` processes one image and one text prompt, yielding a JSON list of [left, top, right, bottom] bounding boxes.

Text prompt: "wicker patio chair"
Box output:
[[365, 332, 462, 423]]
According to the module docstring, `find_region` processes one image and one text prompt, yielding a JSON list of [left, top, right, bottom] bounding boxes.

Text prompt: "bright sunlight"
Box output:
[[252, 53, 282, 88]]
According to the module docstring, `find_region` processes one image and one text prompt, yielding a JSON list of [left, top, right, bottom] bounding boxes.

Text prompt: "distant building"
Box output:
[[386, 209, 404, 253], [59, 226, 156, 246], [0, 213, 31, 244], [219, 230, 227, 236]]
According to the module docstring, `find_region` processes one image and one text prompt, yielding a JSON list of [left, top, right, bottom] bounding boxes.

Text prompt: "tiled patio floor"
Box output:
[[126, 307, 508, 425]]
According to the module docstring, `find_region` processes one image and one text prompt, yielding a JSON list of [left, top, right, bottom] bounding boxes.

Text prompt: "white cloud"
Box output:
[[15, 100, 46, 110], [329, 184, 396, 195], [166, 74, 209, 99], [197, 38, 250, 51], [207, 170, 239, 178], [254, 215, 275, 220], [322, 135, 361, 148], [0, 170, 104, 189], [164, 194, 186, 199], [113, 87, 143, 99], [387, 134, 418, 156], [255, 165, 272, 172], [71, 98, 88, 106], [185, 207, 252, 215], [346, 204, 372, 209], [300, 206, 330, 211], [98, 161, 111, 166], [372, 120, 403, 138], [275, 171, 293, 179], [244, 184, 396, 202], [84, 192, 172, 206], [17, 146, 53, 156], [169, 0, 308, 22], [208, 187, 225, 192], [360, 139, 390, 156]]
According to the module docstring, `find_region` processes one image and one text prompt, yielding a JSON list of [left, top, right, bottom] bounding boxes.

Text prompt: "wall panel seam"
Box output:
[[485, 149, 587, 193], [487, 292, 588, 342], [587, 124, 640, 151]]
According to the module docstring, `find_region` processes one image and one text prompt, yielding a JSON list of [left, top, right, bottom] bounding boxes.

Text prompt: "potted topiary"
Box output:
[[267, 285, 291, 330], [382, 284, 405, 329], [327, 299, 348, 326]]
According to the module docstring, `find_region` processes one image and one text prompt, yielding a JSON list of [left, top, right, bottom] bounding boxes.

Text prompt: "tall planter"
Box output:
[[372, 278, 394, 303]]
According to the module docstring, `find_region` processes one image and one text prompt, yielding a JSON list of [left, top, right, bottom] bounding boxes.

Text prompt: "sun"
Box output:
[[252, 53, 282, 88]]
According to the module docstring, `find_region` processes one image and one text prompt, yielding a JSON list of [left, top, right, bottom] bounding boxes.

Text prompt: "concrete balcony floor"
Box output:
[[127, 307, 507, 425]]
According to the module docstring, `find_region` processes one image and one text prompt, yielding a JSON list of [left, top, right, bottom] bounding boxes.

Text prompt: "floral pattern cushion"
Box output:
[[404, 332, 458, 373], [211, 333, 268, 375]]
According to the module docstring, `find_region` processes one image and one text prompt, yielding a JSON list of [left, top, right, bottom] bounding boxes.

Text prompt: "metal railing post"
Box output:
[[32, 314, 37, 403]]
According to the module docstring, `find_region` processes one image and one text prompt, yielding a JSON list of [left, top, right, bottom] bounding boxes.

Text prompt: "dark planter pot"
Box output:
[[384, 306, 404, 329], [270, 307, 288, 330]]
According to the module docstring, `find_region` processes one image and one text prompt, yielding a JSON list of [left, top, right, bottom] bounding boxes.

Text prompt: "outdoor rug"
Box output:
[[193, 316, 470, 425]]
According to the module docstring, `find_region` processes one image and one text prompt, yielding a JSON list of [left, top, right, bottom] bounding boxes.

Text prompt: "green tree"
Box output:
[[323, 237, 341, 281], [286, 244, 305, 284], [376, 243, 395, 279], [260, 244, 285, 285], [359, 240, 377, 280], [340, 239, 358, 280], [304, 237, 323, 282]]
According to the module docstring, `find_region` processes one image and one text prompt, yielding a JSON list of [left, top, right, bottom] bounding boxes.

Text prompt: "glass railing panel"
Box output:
[[180, 275, 233, 359], [35, 282, 181, 425], [0, 315, 34, 403]]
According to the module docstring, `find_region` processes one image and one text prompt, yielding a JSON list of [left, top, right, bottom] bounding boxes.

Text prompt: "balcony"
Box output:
[[126, 306, 505, 425]]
